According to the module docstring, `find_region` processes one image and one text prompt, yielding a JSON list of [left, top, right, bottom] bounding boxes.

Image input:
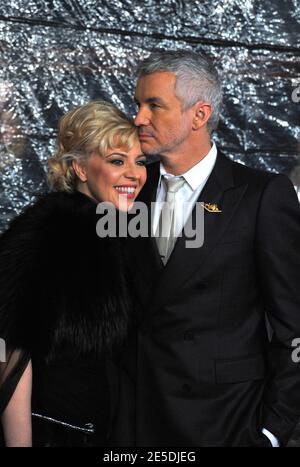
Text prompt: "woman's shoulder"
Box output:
[[24, 190, 96, 219], [0, 192, 102, 271], [2, 191, 95, 235]]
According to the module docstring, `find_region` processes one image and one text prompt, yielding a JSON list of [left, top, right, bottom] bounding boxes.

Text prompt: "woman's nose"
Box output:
[[124, 163, 140, 180]]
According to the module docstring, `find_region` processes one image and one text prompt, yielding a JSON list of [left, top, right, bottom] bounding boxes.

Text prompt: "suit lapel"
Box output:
[[147, 153, 248, 316]]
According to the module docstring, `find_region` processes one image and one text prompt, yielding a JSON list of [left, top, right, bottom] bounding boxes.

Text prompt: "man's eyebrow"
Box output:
[[147, 97, 164, 104], [135, 97, 164, 105]]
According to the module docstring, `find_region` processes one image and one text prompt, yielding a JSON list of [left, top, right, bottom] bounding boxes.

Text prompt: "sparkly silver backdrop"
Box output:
[[0, 0, 300, 232]]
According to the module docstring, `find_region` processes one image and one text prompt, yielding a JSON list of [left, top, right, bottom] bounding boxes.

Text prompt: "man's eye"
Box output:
[[150, 103, 159, 109]]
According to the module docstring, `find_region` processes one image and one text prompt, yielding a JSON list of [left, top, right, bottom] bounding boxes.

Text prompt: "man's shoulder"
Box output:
[[146, 152, 277, 180], [218, 150, 281, 189], [144, 151, 287, 192]]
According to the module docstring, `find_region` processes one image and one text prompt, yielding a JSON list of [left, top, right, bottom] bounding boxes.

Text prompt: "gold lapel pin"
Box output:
[[201, 203, 222, 213]]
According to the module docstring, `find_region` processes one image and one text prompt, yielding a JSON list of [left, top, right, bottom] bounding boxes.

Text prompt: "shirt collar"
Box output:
[[159, 142, 217, 191]]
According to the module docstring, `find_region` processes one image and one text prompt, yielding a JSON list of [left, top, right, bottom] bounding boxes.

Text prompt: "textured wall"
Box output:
[[0, 0, 300, 233]]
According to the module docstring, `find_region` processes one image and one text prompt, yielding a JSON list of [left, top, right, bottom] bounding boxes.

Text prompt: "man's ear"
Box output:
[[72, 159, 87, 182], [192, 102, 212, 130]]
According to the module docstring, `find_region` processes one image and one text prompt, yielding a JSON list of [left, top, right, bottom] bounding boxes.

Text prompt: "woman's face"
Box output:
[[76, 140, 147, 211]]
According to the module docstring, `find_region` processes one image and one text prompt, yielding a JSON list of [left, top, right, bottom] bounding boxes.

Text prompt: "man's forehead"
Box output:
[[135, 72, 176, 98], [137, 71, 176, 85]]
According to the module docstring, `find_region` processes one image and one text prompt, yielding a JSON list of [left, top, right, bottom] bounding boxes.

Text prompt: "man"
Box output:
[[123, 49, 300, 447]]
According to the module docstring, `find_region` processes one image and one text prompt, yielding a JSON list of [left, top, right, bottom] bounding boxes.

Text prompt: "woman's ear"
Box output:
[[192, 102, 212, 130], [72, 160, 87, 182]]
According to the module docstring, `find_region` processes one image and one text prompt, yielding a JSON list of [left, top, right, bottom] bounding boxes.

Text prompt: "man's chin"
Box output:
[[140, 142, 160, 156]]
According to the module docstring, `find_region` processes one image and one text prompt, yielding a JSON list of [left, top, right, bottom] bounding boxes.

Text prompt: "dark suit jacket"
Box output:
[[121, 151, 300, 447]]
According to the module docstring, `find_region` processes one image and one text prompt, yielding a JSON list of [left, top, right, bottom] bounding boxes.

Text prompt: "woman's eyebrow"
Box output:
[[104, 151, 127, 158], [104, 152, 145, 158]]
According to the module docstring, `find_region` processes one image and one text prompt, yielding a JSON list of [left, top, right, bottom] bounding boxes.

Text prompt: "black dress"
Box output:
[[0, 191, 132, 446]]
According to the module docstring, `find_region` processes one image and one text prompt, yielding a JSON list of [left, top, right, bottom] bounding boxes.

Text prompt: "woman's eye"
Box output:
[[110, 159, 123, 165], [136, 159, 146, 166]]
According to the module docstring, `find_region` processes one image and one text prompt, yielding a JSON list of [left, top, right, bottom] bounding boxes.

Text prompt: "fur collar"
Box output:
[[0, 191, 132, 363]]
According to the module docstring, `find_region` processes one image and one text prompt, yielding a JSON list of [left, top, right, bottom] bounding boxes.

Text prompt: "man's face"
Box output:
[[134, 72, 193, 156]]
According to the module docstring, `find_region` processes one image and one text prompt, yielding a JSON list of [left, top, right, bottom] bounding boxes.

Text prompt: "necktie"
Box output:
[[155, 175, 185, 264]]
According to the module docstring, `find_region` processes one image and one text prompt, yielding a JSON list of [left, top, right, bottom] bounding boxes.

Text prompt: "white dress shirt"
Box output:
[[153, 143, 217, 236]]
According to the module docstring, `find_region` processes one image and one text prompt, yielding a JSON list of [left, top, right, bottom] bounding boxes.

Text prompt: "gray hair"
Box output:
[[136, 49, 223, 133]]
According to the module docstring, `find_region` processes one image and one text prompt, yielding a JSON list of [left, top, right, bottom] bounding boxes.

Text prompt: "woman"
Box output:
[[0, 100, 146, 446]]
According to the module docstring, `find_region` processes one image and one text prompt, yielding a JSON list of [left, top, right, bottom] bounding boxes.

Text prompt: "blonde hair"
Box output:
[[47, 100, 138, 192]]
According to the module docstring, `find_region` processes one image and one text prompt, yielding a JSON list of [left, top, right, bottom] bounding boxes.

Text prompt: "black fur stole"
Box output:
[[0, 191, 132, 363]]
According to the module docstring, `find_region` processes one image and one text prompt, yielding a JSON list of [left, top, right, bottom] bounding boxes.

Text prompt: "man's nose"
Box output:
[[134, 107, 150, 127]]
